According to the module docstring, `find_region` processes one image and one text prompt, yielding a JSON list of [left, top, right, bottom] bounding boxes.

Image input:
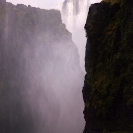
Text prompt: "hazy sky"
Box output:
[[7, 0, 101, 9], [6, 0, 63, 9]]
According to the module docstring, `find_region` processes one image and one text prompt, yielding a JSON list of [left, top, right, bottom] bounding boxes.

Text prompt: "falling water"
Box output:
[[60, 0, 101, 72]]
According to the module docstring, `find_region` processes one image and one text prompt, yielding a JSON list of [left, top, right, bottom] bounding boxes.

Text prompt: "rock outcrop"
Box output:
[[83, 0, 133, 132]]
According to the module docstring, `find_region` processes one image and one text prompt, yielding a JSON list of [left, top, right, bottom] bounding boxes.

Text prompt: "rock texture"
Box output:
[[83, 0, 133, 132]]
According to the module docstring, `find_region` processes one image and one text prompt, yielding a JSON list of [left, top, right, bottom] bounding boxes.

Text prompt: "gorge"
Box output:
[[0, 0, 133, 133]]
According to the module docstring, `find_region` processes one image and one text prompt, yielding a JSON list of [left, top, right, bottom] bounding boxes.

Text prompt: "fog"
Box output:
[[22, 40, 85, 133], [0, 3, 85, 133]]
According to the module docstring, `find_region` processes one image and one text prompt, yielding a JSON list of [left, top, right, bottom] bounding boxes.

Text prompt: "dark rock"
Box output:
[[83, 0, 133, 132]]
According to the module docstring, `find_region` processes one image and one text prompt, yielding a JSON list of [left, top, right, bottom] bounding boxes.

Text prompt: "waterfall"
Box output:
[[59, 0, 101, 72], [60, 0, 90, 72], [61, 0, 89, 30]]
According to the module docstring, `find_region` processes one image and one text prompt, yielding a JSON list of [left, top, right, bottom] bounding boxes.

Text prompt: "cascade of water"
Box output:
[[62, 0, 90, 28], [61, 0, 90, 72], [65, 0, 75, 28], [60, 0, 101, 72]]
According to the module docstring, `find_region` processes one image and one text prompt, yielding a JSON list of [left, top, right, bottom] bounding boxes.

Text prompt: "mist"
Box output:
[[0, 2, 85, 133], [22, 40, 85, 133]]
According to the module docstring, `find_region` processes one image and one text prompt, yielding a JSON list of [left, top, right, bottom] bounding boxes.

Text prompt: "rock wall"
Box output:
[[83, 0, 133, 132]]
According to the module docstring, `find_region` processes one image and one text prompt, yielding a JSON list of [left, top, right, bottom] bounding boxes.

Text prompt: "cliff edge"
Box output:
[[83, 0, 133, 132]]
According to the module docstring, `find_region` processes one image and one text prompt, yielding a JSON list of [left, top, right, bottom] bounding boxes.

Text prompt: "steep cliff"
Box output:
[[83, 0, 133, 132], [0, 1, 84, 133]]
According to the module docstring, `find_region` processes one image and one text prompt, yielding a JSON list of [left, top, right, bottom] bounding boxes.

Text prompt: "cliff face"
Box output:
[[0, 2, 84, 133], [83, 0, 133, 132]]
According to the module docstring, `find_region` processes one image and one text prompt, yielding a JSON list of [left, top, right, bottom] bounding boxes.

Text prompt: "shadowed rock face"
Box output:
[[83, 0, 133, 132], [0, 1, 84, 133]]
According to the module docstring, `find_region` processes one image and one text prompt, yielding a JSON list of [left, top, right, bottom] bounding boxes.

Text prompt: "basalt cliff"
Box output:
[[83, 0, 133, 132]]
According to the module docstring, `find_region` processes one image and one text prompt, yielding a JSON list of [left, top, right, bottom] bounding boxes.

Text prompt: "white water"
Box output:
[[58, 0, 101, 72]]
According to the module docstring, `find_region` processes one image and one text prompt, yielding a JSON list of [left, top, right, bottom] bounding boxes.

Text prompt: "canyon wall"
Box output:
[[83, 0, 133, 132]]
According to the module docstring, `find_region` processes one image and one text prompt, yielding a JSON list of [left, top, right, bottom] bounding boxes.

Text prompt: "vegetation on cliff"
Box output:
[[83, 0, 133, 132]]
